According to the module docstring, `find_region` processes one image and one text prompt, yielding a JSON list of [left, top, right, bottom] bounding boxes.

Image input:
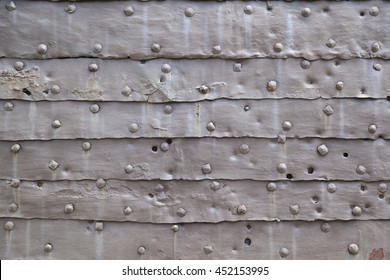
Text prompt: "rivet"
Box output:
[[348, 244, 359, 255], [378, 183, 388, 193], [203, 245, 214, 254], [323, 105, 334, 116], [369, 6, 379, 16], [277, 163, 287, 173], [212, 45, 222, 54], [137, 246, 146, 255], [244, 5, 253, 15], [10, 143, 21, 153], [282, 121, 292, 131], [154, 184, 165, 192], [321, 223, 331, 232], [160, 142, 169, 151], [207, 122, 216, 131], [125, 164, 134, 174], [4, 221, 14, 231], [373, 63, 382, 71], [171, 225, 179, 232], [161, 63, 172, 74], [267, 80, 277, 91], [279, 247, 289, 258], [5, 2, 16, 11], [95, 222, 104, 231], [289, 204, 300, 215], [277, 134, 286, 144], [93, 44, 103, 53], [371, 42, 380, 53], [301, 8, 311, 17], [163, 104, 173, 114], [151, 43, 161, 53], [199, 85, 209, 94], [51, 84, 61, 94], [267, 182, 277, 192], [10, 178, 20, 188], [8, 202, 18, 212], [326, 38, 336, 48], [301, 60, 311, 69], [176, 207, 187, 217], [14, 61, 24, 71], [65, 4, 76, 14], [123, 206, 133, 215], [202, 163, 212, 174], [368, 124, 377, 133], [96, 178, 106, 189], [352, 206, 362, 216], [82, 142, 91, 151], [129, 122, 139, 133], [48, 160, 59, 171], [356, 165, 367, 175], [124, 6, 134, 16], [3, 101, 14, 111], [273, 43, 283, 52], [210, 181, 221, 191], [317, 144, 329, 156], [88, 63, 99, 72], [121, 86, 132, 97], [37, 44, 47, 55], [89, 104, 100, 113], [64, 203, 74, 214], [239, 144, 249, 154], [184, 8, 194, 17], [327, 183, 337, 193], [336, 81, 344, 90], [44, 243, 53, 253], [51, 120, 61, 129], [237, 204, 247, 215], [233, 63, 242, 72], [244, 105, 250, 111]]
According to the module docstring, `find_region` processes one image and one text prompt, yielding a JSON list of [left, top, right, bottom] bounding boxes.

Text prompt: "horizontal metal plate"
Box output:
[[0, 1, 388, 59], [0, 58, 388, 102], [1, 179, 389, 222], [1, 98, 389, 140], [1, 218, 389, 259], [1, 138, 389, 181]]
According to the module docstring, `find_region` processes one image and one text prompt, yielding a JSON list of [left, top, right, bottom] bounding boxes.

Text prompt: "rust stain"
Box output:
[[369, 248, 384, 260]]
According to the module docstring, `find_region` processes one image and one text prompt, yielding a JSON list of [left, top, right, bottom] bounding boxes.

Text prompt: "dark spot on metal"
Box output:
[[343, 152, 349, 157], [244, 238, 252, 246], [22, 88, 31, 95], [286, 173, 293, 179], [152, 146, 158, 152]]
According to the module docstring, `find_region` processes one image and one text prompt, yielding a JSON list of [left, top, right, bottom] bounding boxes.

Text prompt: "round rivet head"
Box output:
[[301, 60, 311, 69], [163, 104, 173, 114], [279, 247, 290, 258], [326, 38, 336, 48], [137, 246, 146, 255], [4, 221, 14, 231], [88, 63, 98, 72], [161, 64, 172, 73], [160, 142, 169, 151], [48, 160, 59, 171], [373, 63, 382, 71], [3, 102, 14, 111], [244, 105, 250, 111], [89, 104, 100, 113], [14, 61, 24, 71], [171, 225, 179, 232], [10, 143, 21, 153], [233, 63, 242, 72], [51, 120, 61, 129], [51, 84, 60, 94], [368, 124, 377, 134], [64, 203, 74, 214], [96, 178, 106, 189], [124, 6, 134, 16], [378, 183, 388, 193], [321, 223, 331, 232], [129, 122, 139, 133], [237, 204, 247, 215], [10, 178, 20, 188], [6, 2, 16, 11], [336, 81, 344, 90], [323, 105, 334, 116], [239, 144, 250, 154], [121, 85, 132, 97], [348, 244, 359, 255], [369, 6, 379, 16], [176, 207, 187, 217], [273, 43, 283, 52], [92, 44, 103, 54], [282, 121, 292, 131], [8, 203, 18, 212], [356, 165, 367, 175], [267, 182, 277, 192], [244, 5, 253, 15], [154, 184, 165, 192], [212, 45, 222, 54], [277, 134, 286, 144], [37, 44, 47, 55], [185, 8, 194, 17], [123, 206, 133, 215], [202, 163, 212, 174], [204, 245, 214, 255], [44, 243, 53, 253], [210, 181, 221, 191], [267, 80, 277, 91], [327, 183, 337, 193], [95, 222, 104, 231], [82, 142, 91, 151], [289, 204, 300, 215], [317, 144, 329, 156], [277, 163, 287, 173], [125, 164, 134, 174], [301, 7, 311, 17], [352, 206, 362, 216], [371, 42, 380, 53], [65, 4, 76, 14], [151, 43, 161, 53], [207, 122, 216, 131], [199, 85, 209, 94]]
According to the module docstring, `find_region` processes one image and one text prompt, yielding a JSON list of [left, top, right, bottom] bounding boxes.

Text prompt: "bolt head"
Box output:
[[88, 63, 99, 72], [279, 247, 290, 258], [6, 2, 16, 11], [129, 122, 139, 133], [10, 143, 21, 153], [64, 203, 74, 214], [317, 144, 329, 156], [184, 8, 194, 17], [37, 44, 48, 55], [267, 81, 277, 91], [210, 181, 221, 191], [171, 225, 179, 232], [93, 44, 103, 53], [4, 101, 14, 111], [348, 244, 359, 255], [244, 5, 254, 15], [44, 243, 53, 252], [369, 6, 379, 16], [121, 86, 132, 97], [321, 223, 331, 232], [239, 144, 250, 154], [124, 206, 133, 215], [327, 183, 337, 193], [201, 163, 212, 174], [273, 43, 283, 52], [51, 120, 61, 129], [125, 164, 134, 174], [10, 178, 20, 188], [199, 85, 209, 94], [326, 38, 336, 48], [14, 61, 24, 71], [323, 105, 334, 116], [282, 121, 292, 131], [378, 183, 388, 193], [176, 207, 187, 217], [277, 134, 286, 144], [160, 142, 169, 151], [82, 142, 91, 151], [96, 178, 106, 189], [161, 64, 172, 74], [8, 203, 18, 212], [212, 45, 222, 54], [137, 246, 146, 255], [207, 122, 216, 131], [352, 206, 362, 216], [233, 63, 242, 72], [289, 204, 300, 215], [51, 84, 61, 94], [373, 63, 382, 71], [151, 43, 161, 53], [371, 42, 380, 53], [48, 160, 59, 171], [368, 124, 377, 134], [89, 104, 100, 113], [277, 163, 287, 173], [301, 8, 311, 17], [204, 245, 214, 254], [301, 60, 311, 69], [95, 222, 104, 231], [163, 104, 173, 114], [237, 204, 247, 215], [124, 6, 134, 16], [65, 4, 76, 14], [356, 165, 367, 175], [4, 221, 15, 231], [336, 81, 344, 90], [267, 182, 277, 192]]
